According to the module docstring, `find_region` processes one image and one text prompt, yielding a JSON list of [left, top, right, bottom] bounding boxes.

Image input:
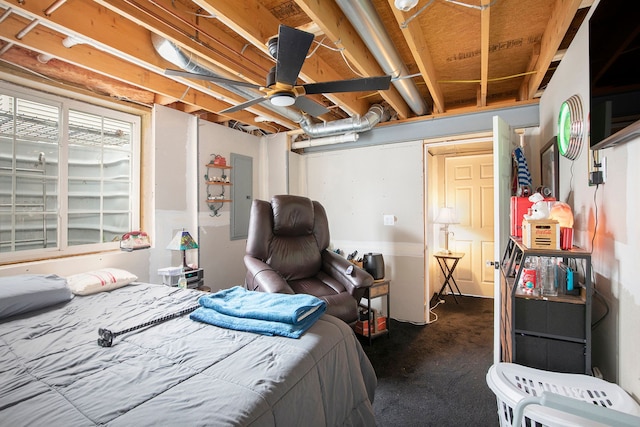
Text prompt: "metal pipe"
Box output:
[[335, 0, 429, 116], [0, 42, 14, 56], [44, 0, 68, 16], [0, 7, 13, 23], [298, 103, 389, 137], [152, 34, 391, 138], [291, 132, 359, 149], [16, 19, 40, 40]]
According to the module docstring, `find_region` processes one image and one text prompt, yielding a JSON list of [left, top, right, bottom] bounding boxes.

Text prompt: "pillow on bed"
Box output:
[[66, 268, 138, 295], [0, 274, 73, 320]]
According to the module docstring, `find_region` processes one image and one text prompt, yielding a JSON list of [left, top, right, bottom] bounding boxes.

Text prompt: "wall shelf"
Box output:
[[205, 162, 232, 216]]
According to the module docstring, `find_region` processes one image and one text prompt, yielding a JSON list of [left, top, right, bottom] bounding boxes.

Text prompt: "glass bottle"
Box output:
[[177, 268, 187, 289], [540, 257, 558, 296], [521, 257, 537, 294]]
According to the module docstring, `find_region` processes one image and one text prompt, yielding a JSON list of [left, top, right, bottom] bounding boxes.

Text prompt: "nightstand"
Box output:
[[158, 267, 204, 289]]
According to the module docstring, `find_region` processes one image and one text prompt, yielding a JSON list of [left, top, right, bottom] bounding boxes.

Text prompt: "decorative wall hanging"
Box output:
[[557, 94, 585, 160]]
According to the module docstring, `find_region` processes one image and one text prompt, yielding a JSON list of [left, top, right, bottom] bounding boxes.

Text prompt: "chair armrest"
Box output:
[[244, 255, 294, 294], [322, 250, 374, 297]]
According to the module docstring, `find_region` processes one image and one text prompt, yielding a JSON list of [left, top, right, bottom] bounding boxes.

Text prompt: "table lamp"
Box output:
[[435, 207, 459, 254], [167, 229, 199, 270]]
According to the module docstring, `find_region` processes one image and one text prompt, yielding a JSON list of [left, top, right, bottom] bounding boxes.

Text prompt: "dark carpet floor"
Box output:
[[360, 295, 498, 427]]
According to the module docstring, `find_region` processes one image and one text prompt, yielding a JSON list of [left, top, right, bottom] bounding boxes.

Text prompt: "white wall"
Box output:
[[149, 105, 198, 282], [196, 120, 262, 292], [264, 133, 289, 198], [302, 141, 426, 323], [0, 250, 149, 280], [538, 0, 640, 399]]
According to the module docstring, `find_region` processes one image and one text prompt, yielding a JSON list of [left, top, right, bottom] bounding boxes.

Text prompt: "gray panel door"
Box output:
[[230, 153, 253, 240]]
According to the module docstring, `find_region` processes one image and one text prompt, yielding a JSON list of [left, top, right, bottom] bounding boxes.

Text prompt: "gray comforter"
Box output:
[[0, 283, 376, 426]]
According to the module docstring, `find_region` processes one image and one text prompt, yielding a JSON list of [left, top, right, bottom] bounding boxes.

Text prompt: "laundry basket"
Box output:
[[486, 363, 640, 427]]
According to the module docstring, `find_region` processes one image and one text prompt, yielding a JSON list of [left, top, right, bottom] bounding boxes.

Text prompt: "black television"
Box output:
[[589, 0, 640, 150]]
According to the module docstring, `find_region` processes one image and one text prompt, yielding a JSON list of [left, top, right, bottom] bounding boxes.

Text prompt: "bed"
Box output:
[[0, 274, 377, 426]]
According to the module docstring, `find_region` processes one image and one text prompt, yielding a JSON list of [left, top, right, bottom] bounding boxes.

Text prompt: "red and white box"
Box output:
[[510, 196, 533, 237], [522, 219, 560, 249]]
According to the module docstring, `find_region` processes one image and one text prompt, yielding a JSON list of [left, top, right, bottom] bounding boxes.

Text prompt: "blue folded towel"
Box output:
[[197, 286, 325, 325], [190, 286, 327, 339], [190, 304, 325, 339]]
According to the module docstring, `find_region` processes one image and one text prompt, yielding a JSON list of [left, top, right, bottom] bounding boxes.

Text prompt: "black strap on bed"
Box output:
[[98, 305, 199, 347]]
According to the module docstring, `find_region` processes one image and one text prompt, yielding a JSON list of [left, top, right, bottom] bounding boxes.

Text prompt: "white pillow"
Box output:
[[66, 268, 137, 295]]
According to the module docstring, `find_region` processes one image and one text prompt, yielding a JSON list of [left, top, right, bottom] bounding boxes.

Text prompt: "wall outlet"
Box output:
[[383, 215, 395, 226], [588, 150, 606, 186]]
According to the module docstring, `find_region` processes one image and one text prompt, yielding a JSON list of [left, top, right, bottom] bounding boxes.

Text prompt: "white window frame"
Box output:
[[0, 81, 141, 265]]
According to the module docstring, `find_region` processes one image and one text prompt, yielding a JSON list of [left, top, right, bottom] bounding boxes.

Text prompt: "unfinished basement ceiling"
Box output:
[[0, 0, 591, 136]]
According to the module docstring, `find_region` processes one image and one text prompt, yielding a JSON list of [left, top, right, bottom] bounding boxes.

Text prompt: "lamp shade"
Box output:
[[435, 207, 459, 225], [166, 230, 199, 251]]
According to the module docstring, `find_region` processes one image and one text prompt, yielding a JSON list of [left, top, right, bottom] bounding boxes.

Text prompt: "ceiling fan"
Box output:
[[165, 25, 392, 117]]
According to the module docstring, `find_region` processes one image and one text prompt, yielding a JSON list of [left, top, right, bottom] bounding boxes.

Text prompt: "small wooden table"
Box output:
[[433, 252, 464, 303], [357, 279, 390, 345]]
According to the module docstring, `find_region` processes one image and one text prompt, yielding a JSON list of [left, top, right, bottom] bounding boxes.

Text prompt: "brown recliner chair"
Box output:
[[244, 195, 373, 324]]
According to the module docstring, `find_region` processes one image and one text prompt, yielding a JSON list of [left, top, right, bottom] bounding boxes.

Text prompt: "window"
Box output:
[[0, 83, 141, 263]]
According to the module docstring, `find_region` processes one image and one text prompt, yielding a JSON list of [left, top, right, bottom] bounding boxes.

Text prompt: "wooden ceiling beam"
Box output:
[[0, 46, 155, 105], [94, 0, 272, 87], [519, 42, 541, 100], [297, 0, 411, 119], [0, 10, 293, 131], [192, 0, 371, 117], [478, 0, 491, 108], [387, 1, 444, 115], [521, 0, 583, 99]]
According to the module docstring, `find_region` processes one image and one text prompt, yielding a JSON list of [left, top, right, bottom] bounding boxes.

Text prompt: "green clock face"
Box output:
[[558, 101, 572, 157], [557, 94, 584, 160]]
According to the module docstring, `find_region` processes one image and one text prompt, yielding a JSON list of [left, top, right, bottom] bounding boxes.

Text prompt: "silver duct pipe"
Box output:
[[291, 132, 359, 149], [335, 0, 429, 116], [299, 103, 389, 137], [152, 34, 391, 139]]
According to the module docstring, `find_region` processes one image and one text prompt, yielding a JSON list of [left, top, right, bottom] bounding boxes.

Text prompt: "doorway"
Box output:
[[426, 134, 495, 302]]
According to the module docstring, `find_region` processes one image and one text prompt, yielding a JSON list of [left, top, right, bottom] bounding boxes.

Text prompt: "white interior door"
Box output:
[[493, 116, 514, 364], [444, 154, 495, 297]]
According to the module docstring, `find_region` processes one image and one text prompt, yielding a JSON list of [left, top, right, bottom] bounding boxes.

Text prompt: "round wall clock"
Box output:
[[557, 94, 585, 160]]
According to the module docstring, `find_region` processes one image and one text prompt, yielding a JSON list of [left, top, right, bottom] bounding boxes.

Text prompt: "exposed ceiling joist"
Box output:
[[0, 0, 590, 136]]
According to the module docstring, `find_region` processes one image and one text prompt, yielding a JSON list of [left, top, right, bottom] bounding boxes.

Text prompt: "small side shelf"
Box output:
[[499, 236, 592, 374], [205, 161, 232, 216], [355, 279, 390, 345]]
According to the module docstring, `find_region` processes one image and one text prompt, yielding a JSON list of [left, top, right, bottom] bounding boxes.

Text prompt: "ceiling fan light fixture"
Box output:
[[394, 0, 419, 11], [270, 93, 296, 107]]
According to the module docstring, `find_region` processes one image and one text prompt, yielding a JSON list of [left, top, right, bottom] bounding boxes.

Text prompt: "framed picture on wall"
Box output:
[[540, 136, 559, 199]]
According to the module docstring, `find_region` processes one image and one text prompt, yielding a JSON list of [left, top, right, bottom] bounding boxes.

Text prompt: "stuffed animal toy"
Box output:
[[523, 192, 550, 220]]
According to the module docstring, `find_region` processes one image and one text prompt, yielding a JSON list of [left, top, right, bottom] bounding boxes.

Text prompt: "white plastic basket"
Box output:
[[486, 363, 640, 427], [157, 266, 182, 286]]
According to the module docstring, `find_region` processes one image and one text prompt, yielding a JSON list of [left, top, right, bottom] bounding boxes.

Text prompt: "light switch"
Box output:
[[383, 215, 395, 226]]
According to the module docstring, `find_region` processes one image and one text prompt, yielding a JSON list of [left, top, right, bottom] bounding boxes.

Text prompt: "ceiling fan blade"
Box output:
[[219, 96, 267, 114], [294, 96, 330, 117], [303, 75, 392, 95], [164, 69, 261, 89], [275, 25, 314, 86]]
